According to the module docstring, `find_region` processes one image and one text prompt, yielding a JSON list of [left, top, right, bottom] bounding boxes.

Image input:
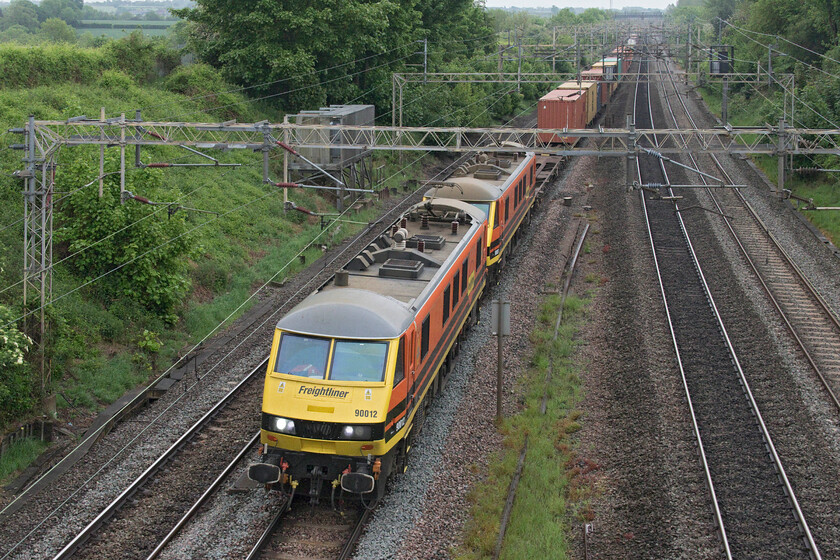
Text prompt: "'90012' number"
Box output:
[[355, 409, 377, 418]]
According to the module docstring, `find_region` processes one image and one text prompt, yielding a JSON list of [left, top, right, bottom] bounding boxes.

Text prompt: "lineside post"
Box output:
[[777, 119, 786, 194], [722, 77, 729, 124], [491, 299, 510, 422]]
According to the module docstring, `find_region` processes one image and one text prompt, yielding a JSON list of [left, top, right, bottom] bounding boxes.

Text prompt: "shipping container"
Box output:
[[612, 46, 634, 71], [581, 68, 611, 105], [538, 88, 587, 144], [603, 57, 623, 78], [592, 60, 619, 82], [557, 80, 599, 122]]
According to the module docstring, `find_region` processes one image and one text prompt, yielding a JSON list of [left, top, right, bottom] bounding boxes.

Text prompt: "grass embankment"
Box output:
[[697, 82, 840, 246], [458, 290, 594, 560], [0, 43, 430, 481]]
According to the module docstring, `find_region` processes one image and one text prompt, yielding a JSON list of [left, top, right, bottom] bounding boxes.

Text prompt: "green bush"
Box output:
[[103, 30, 180, 84], [96, 69, 134, 91], [162, 63, 248, 119], [55, 153, 199, 316]]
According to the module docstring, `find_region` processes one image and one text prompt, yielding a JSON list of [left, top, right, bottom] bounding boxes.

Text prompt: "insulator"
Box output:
[[451, 221, 459, 235], [417, 239, 425, 253], [400, 217, 407, 229], [421, 215, 429, 229]]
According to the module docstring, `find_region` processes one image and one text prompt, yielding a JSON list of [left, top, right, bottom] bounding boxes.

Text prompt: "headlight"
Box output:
[[271, 416, 296, 435], [339, 425, 372, 440]]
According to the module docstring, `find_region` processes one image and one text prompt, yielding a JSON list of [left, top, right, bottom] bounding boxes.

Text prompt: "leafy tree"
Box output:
[[417, 0, 493, 57], [0, 23, 34, 42], [548, 8, 578, 26], [37, 0, 83, 25], [579, 8, 608, 24], [1, 0, 40, 32], [38, 17, 76, 43], [176, 0, 494, 113], [176, 0, 423, 111]]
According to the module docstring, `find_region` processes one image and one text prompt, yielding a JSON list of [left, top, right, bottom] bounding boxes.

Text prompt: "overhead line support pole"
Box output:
[[99, 107, 105, 197], [135, 109, 142, 169], [283, 116, 290, 208], [777, 119, 786, 194], [119, 112, 126, 204]]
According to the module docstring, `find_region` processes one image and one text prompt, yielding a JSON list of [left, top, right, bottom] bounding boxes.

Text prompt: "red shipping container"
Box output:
[[538, 88, 586, 144]]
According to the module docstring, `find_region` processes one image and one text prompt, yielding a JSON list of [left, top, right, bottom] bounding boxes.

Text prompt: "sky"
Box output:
[[485, 0, 675, 10]]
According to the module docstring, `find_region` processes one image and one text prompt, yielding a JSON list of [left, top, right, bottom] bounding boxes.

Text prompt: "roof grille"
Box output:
[[407, 234, 445, 250], [379, 258, 424, 279], [474, 169, 501, 180]]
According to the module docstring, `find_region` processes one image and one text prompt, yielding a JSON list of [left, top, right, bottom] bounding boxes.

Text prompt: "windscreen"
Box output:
[[274, 333, 330, 379], [330, 341, 388, 382], [468, 202, 490, 217]]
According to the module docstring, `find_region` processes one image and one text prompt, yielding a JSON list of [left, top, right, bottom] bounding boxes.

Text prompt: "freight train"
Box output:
[[248, 152, 539, 501]]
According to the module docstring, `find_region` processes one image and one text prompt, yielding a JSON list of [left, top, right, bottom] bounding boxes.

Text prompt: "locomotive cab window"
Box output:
[[330, 340, 388, 382], [461, 261, 469, 294], [274, 333, 389, 383], [393, 338, 405, 386], [421, 315, 430, 359], [274, 333, 330, 379], [443, 286, 451, 326]]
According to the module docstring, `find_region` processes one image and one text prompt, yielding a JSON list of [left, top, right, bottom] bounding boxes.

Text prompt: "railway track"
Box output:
[[654, 56, 840, 413], [244, 500, 371, 560], [635, 49, 819, 559]]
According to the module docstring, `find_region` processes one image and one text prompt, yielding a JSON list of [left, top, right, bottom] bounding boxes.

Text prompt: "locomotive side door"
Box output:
[[405, 323, 416, 414]]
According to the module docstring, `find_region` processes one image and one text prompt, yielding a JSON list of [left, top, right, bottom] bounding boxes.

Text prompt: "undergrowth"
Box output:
[[0, 437, 49, 484]]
